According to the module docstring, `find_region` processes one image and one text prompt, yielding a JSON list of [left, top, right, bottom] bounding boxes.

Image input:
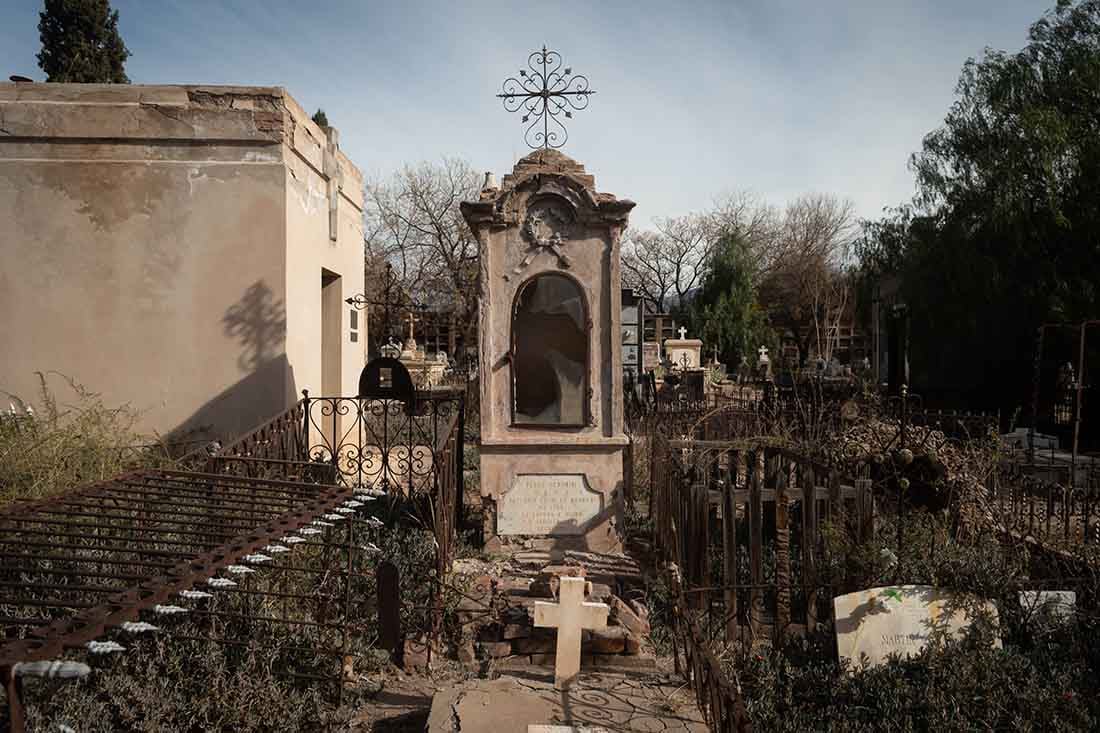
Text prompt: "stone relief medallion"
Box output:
[[508, 200, 574, 280]]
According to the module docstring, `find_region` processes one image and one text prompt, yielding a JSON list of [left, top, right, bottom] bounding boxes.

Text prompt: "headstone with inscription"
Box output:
[[641, 342, 660, 371], [462, 150, 634, 553], [497, 475, 603, 535], [833, 585, 1000, 669]]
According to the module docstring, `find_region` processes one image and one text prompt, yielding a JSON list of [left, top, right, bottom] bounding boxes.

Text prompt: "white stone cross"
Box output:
[[758, 345, 769, 363], [677, 326, 688, 340], [533, 576, 608, 688]]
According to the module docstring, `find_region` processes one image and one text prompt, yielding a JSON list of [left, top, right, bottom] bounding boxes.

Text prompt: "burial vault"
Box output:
[[461, 149, 634, 553]]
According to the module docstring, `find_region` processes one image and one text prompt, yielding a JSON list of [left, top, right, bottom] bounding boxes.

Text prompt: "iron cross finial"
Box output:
[[497, 46, 595, 150]]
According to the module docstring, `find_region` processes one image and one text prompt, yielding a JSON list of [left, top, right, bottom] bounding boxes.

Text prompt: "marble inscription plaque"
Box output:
[[834, 585, 1000, 669], [498, 474, 602, 535]]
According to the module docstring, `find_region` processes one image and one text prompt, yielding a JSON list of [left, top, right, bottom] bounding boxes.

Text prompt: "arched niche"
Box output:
[[511, 272, 589, 426]]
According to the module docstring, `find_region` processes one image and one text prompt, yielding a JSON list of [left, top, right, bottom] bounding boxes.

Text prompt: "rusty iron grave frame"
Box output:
[[0, 467, 385, 730]]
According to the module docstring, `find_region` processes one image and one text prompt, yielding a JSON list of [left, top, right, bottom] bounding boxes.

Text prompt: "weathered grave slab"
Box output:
[[833, 585, 1000, 668], [498, 474, 603, 536], [1020, 590, 1076, 621], [426, 673, 707, 732]]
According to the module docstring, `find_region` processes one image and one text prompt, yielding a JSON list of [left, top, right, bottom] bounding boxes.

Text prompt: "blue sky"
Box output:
[[1, 0, 1049, 226]]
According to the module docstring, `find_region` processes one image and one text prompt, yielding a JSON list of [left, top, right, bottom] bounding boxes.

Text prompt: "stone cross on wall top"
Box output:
[[533, 576, 609, 688], [678, 326, 687, 340]]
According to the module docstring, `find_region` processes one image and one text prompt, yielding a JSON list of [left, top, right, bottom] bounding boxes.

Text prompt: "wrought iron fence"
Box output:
[[301, 391, 463, 493], [655, 439, 872, 643], [668, 571, 753, 733], [992, 456, 1100, 546], [2, 385, 467, 731]]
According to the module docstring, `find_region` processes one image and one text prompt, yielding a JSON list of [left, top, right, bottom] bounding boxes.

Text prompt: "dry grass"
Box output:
[[0, 372, 174, 505]]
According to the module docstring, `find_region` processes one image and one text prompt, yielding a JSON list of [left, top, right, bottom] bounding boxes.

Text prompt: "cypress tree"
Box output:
[[37, 0, 131, 83]]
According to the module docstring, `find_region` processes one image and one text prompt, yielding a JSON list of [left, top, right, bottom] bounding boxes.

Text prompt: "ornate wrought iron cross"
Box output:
[[345, 262, 426, 351], [497, 46, 594, 150]]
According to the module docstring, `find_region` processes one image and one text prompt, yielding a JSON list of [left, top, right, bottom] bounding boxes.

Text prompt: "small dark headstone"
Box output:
[[358, 356, 415, 408]]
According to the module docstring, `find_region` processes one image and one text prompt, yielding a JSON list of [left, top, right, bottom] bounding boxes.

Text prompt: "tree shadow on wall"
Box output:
[[166, 281, 295, 444]]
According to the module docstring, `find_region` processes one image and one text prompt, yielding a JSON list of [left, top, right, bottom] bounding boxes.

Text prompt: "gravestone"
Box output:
[[833, 585, 1000, 669], [533, 576, 609, 688], [641, 342, 661, 371], [1019, 590, 1076, 622], [461, 150, 634, 553], [664, 327, 703, 369]]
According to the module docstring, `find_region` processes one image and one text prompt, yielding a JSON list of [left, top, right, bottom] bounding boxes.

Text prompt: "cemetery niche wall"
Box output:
[[462, 149, 634, 553]]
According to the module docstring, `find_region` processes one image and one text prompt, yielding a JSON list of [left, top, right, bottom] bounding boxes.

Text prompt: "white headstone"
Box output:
[[757, 345, 769, 365], [833, 585, 1000, 669], [534, 576, 609, 688]]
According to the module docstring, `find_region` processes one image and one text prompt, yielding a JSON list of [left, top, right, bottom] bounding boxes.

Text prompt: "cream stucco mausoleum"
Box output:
[[462, 150, 634, 553], [0, 83, 366, 442]]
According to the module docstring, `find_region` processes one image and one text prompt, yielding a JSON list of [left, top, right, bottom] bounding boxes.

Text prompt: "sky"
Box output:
[[0, 0, 1051, 227]]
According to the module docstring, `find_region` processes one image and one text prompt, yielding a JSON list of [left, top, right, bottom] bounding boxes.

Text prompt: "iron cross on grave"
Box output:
[[533, 576, 608, 688]]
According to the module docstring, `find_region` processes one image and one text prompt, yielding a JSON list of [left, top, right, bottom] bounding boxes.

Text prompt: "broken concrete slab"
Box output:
[[426, 673, 706, 732]]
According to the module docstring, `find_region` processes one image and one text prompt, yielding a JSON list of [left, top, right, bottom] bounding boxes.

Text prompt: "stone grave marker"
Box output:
[[1019, 590, 1076, 622], [664, 328, 703, 370], [833, 585, 1000, 668], [534, 576, 609, 688]]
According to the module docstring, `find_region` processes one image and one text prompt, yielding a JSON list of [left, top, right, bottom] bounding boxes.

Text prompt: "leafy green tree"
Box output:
[[37, 0, 130, 83], [690, 233, 776, 371], [311, 108, 329, 127], [857, 0, 1100, 410]]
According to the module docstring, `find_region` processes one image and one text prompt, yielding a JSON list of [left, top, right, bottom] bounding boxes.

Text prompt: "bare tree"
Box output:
[[710, 190, 780, 280], [620, 212, 715, 312], [365, 158, 482, 356], [757, 194, 857, 367]]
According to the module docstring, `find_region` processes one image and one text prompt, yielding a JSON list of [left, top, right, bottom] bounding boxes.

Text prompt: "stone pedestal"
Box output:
[[462, 150, 634, 554], [664, 338, 703, 369]]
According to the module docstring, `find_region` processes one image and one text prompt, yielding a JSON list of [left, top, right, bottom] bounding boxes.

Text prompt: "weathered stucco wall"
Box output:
[[0, 83, 365, 443], [281, 93, 365, 403]]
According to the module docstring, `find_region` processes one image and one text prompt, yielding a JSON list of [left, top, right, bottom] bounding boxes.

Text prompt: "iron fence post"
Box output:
[[301, 389, 311, 462]]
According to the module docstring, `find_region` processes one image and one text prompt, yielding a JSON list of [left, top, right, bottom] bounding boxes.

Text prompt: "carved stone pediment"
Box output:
[[507, 198, 575, 280]]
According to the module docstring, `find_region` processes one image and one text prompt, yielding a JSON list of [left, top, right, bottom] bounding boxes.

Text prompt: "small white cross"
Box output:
[[758, 345, 769, 362], [533, 576, 608, 688], [678, 326, 688, 340]]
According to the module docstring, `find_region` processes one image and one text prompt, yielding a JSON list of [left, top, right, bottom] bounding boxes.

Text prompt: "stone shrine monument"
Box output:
[[664, 327, 703, 369], [461, 149, 634, 553]]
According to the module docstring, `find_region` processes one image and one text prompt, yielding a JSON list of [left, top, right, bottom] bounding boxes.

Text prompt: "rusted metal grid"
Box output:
[[0, 467, 384, 732]]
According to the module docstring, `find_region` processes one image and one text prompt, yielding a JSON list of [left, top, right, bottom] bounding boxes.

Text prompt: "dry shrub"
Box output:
[[0, 373, 172, 505]]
